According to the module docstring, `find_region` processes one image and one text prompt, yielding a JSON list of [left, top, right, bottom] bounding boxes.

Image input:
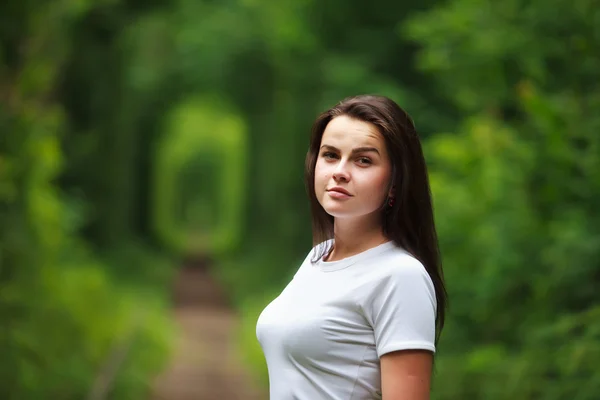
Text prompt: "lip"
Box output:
[[327, 187, 352, 197]]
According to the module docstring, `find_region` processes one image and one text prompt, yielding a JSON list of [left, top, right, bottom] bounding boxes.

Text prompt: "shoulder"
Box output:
[[369, 246, 432, 286], [360, 246, 437, 311]]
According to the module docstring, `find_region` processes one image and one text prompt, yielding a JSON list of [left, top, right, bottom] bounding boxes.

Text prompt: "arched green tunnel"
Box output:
[[152, 96, 248, 256]]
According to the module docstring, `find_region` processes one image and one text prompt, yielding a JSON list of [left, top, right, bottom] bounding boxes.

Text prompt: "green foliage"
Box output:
[[0, 111, 173, 399], [426, 112, 600, 398], [153, 96, 248, 256], [409, 0, 600, 397], [0, 95, 173, 400], [1, 1, 175, 399], [2, 254, 172, 400], [405, 0, 600, 114]]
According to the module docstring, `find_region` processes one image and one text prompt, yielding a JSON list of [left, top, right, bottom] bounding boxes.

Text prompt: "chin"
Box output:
[[321, 200, 382, 220], [318, 199, 340, 216], [322, 208, 346, 218], [320, 202, 355, 218]]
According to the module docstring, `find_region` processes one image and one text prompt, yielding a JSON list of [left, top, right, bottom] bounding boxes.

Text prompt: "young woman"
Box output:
[[256, 95, 447, 400]]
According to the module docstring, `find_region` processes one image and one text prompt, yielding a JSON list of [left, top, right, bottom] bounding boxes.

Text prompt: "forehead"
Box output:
[[321, 115, 384, 148]]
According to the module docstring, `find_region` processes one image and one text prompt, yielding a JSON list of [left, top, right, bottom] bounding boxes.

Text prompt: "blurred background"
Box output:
[[1, 0, 599, 399]]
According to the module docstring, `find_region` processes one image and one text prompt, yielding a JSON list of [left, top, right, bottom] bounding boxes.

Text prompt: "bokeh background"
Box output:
[[1, 0, 599, 399]]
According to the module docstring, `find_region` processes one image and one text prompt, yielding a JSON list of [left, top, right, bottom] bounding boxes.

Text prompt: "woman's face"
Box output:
[[314, 115, 393, 221]]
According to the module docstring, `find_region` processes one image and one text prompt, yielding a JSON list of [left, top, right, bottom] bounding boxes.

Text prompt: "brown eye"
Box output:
[[357, 157, 372, 165]]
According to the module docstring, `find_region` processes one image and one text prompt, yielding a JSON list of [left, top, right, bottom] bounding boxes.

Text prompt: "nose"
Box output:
[[332, 163, 350, 182]]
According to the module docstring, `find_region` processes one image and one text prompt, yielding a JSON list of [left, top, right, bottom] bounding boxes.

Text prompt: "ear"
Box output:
[[388, 184, 396, 198]]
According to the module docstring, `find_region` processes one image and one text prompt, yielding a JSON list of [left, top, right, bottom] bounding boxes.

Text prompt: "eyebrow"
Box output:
[[320, 144, 380, 156]]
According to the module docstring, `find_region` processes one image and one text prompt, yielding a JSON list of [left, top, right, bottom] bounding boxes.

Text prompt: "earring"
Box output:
[[388, 197, 395, 207]]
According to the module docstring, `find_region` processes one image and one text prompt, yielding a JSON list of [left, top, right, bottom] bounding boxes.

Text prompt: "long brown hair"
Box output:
[[304, 94, 447, 341]]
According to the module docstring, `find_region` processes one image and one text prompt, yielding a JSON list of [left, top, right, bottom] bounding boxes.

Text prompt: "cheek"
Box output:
[[364, 170, 392, 199], [314, 161, 330, 184]]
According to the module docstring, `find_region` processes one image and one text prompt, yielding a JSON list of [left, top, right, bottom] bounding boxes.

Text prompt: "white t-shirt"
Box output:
[[255, 240, 437, 400]]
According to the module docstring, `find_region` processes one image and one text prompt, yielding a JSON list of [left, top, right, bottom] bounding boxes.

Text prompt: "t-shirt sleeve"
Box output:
[[364, 261, 437, 357]]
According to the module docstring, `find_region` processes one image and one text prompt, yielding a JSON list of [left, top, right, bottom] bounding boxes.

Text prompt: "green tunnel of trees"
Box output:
[[154, 97, 247, 256]]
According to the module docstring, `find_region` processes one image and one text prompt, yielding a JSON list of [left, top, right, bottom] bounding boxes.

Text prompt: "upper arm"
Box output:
[[380, 349, 433, 400], [367, 260, 437, 357], [364, 259, 437, 399]]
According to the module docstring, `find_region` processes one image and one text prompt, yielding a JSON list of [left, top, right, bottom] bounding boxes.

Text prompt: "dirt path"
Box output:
[[150, 261, 265, 400]]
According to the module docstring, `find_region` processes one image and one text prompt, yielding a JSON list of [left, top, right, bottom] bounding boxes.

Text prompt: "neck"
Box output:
[[327, 213, 388, 261]]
